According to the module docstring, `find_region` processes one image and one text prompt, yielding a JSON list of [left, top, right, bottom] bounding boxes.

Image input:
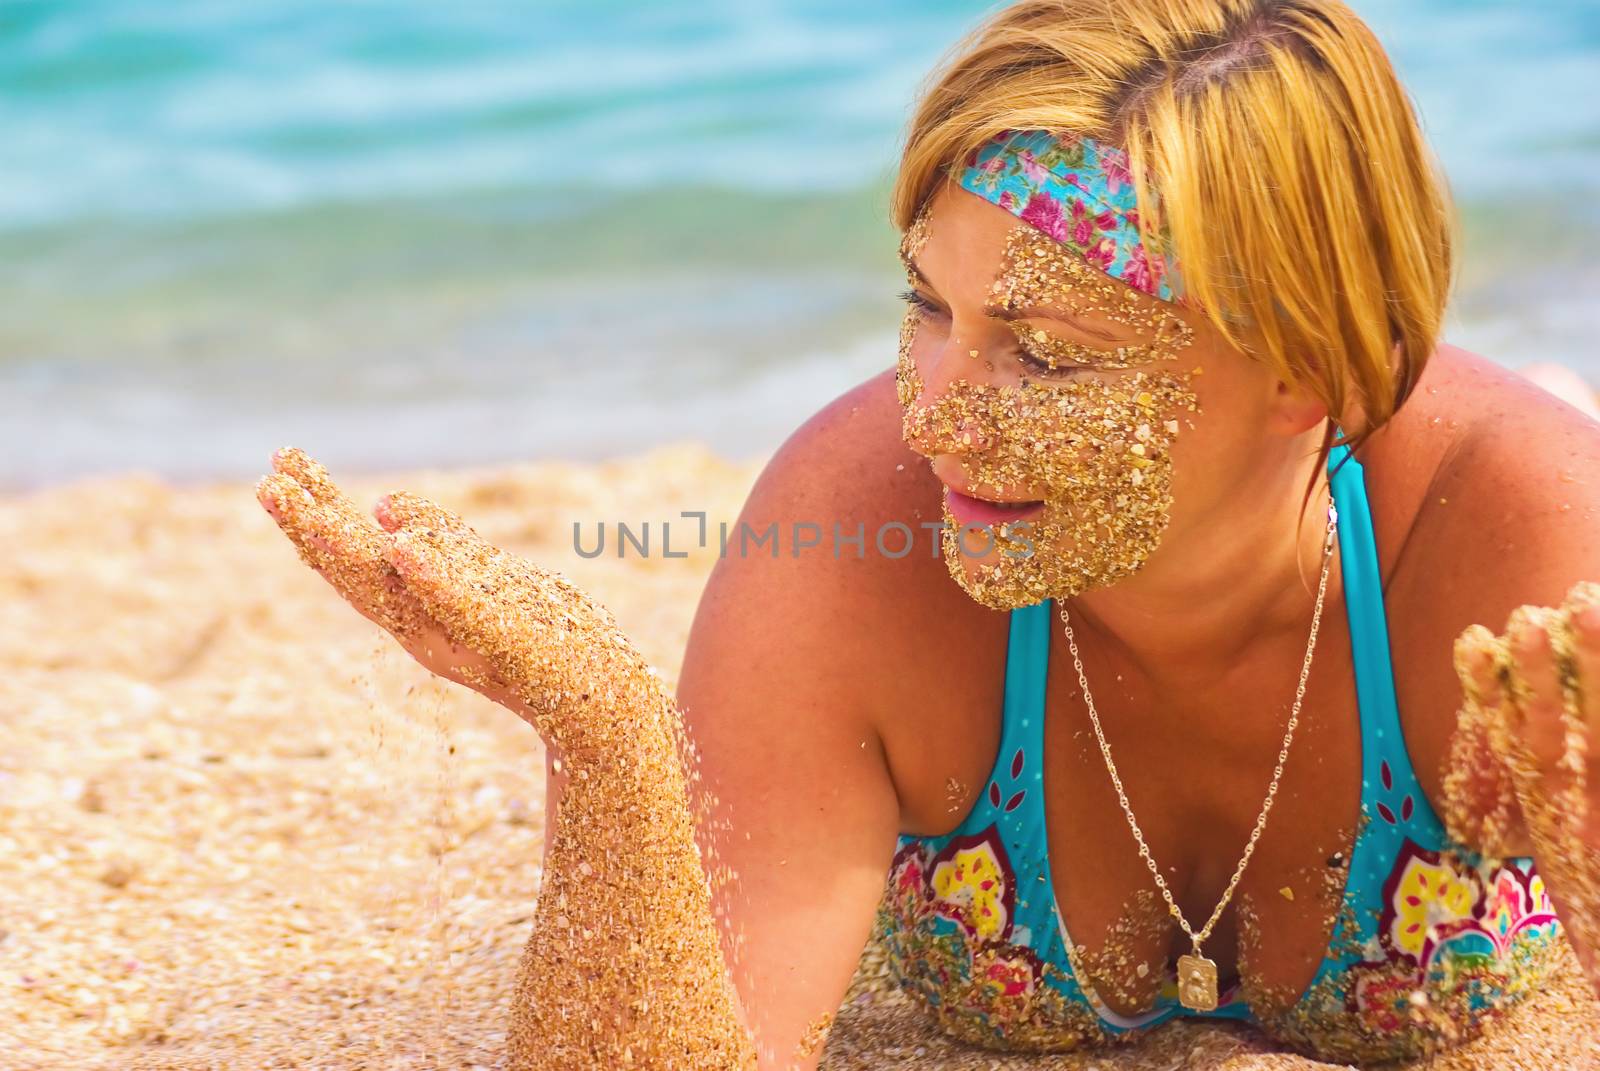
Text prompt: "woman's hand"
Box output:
[[1448, 580, 1600, 983], [256, 447, 758, 1068], [255, 446, 653, 756], [255, 447, 523, 707]]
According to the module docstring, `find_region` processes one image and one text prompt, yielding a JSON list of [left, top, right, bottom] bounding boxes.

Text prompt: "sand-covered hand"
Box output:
[[255, 447, 532, 727], [1449, 581, 1600, 981], [370, 486, 671, 758]]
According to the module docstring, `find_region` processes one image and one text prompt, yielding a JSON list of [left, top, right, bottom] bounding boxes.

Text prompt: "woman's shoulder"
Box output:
[[1369, 343, 1600, 608], [1366, 344, 1600, 802], [694, 369, 1010, 816], [729, 367, 974, 619]]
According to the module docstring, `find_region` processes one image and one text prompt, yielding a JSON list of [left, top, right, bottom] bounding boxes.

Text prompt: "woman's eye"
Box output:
[[1010, 324, 1101, 378], [1015, 342, 1091, 378], [897, 288, 946, 319], [1016, 350, 1087, 377]]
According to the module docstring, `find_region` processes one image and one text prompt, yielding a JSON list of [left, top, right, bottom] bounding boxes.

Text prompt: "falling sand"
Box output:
[[1, 448, 1597, 1068]]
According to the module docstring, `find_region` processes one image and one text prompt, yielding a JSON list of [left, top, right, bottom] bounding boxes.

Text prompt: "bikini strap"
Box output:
[[986, 596, 1052, 863], [1326, 443, 1409, 794], [1000, 597, 1053, 782], [1011, 448, 1403, 803], [1325, 442, 1449, 927]]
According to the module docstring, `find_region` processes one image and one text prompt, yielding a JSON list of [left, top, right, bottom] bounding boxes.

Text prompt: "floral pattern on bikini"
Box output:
[[1279, 834, 1566, 1063], [879, 825, 1109, 1051], [1349, 840, 1561, 1029], [928, 831, 1016, 941]]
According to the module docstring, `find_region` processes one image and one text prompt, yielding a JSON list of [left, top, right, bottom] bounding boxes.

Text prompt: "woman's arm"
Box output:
[[1420, 381, 1600, 995], [258, 437, 908, 1069], [259, 452, 758, 1068], [673, 442, 908, 1068]]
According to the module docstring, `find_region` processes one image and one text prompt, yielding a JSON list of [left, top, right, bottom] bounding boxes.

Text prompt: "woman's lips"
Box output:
[[943, 487, 1046, 528]]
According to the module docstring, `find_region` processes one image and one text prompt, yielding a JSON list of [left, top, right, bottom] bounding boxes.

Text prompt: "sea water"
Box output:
[[1, 0, 1595, 487]]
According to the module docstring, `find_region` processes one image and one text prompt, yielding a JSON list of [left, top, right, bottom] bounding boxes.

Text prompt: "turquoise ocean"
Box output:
[[2, 1, 1596, 487]]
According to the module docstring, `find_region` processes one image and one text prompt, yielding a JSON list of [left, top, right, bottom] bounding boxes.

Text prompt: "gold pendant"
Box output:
[[1177, 951, 1219, 1012]]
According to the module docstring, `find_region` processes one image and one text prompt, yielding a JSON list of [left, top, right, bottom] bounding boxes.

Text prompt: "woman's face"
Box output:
[[898, 180, 1286, 610]]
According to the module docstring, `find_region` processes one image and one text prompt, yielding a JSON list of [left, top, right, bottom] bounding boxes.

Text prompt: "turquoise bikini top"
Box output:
[[877, 443, 1565, 1064]]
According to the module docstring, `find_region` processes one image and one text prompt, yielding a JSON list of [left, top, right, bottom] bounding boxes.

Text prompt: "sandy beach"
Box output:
[[6, 0, 1599, 1065], [2, 445, 1597, 1070]]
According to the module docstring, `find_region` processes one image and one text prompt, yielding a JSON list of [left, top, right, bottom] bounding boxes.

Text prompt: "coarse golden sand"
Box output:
[[900, 351, 1199, 610], [987, 224, 1196, 373], [2, 448, 1597, 1069]]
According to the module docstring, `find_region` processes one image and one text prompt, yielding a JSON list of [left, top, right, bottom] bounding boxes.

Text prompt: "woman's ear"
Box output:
[[1266, 375, 1333, 438]]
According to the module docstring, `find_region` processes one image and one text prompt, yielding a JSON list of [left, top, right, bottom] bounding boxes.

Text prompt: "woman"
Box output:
[[257, 0, 1600, 1066]]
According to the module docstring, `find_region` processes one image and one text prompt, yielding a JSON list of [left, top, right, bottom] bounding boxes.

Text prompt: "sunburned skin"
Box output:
[[1445, 582, 1600, 977], [897, 209, 1201, 610], [257, 449, 759, 1070]]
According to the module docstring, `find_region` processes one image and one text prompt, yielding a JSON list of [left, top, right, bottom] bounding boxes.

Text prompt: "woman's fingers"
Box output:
[[271, 446, 358, 511], [386, 528, 551, 724], [1564, 582, 1600, 731], [1495, 594, 1596, 847], [1453, 589, 1600, 968], [1505, 605, 1577, 778], [1455, 624, 1506, 709], [376, 489, 611, 641], [387, 524, 532, 667], [374, 489, 477, 537], [259, 452, 527, 707], [387, 519, 649, 751], [267, 446, 409, 604], [1559, 583, 1600, 832], [262, 460, 657, 745], [1448, 625, 1522, 855], [256, 471, 351, 576], [257, 461, 424, 641], [1454, 624, 1519, 768]]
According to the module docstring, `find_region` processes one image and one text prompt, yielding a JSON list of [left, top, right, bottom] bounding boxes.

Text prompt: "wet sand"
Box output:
[[1, 443, 1596, 1069]]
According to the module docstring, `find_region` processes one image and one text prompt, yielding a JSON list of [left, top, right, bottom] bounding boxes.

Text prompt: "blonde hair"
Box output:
[[892, 0, 1456, 461]]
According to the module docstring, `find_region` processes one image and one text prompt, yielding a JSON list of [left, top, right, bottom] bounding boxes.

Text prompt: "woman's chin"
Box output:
[[940, 540, 1054, 611], [937, 519, 1138, 610]]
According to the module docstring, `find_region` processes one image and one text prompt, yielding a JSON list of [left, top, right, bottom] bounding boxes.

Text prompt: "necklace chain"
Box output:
[[1057, 498, 1339, 955]]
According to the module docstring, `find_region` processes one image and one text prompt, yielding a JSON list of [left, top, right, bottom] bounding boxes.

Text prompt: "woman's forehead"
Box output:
[[902, 182, 1175, 325], [899, 181, 1016, 269]]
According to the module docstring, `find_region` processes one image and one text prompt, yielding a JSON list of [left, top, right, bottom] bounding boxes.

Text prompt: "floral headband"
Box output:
[[955, 129, 1184, 302]]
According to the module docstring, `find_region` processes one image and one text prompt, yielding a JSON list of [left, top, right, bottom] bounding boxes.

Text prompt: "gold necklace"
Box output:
[[1056, 499, 1339, 1012]]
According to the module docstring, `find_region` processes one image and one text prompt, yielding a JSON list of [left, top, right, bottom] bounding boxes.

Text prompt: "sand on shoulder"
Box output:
[[0, 445, 1594, 1069]]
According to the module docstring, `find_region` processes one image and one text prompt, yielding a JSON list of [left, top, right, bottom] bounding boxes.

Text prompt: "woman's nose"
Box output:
[[902, 334, 999, 456]]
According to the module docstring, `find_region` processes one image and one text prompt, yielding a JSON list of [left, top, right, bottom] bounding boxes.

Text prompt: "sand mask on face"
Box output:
[[900, 322, 1200, 609], [899, 130, 1201, 609]]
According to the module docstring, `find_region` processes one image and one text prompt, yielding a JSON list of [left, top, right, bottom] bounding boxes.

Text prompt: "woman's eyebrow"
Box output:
[[900, 251, 1122, 342], [899, 249, 932, 286]]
